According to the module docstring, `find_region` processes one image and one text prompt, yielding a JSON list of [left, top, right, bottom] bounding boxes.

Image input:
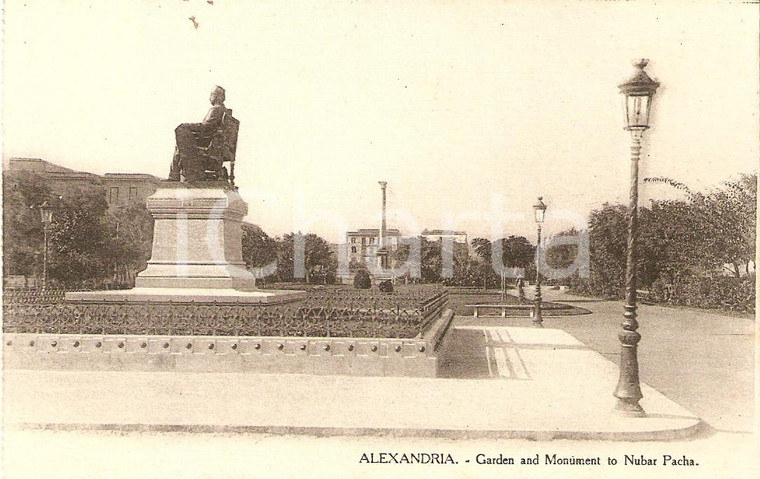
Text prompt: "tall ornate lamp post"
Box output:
[[39, 200, 58, 290], [532, 196, 547, 328], [614, 59, 660, 416]]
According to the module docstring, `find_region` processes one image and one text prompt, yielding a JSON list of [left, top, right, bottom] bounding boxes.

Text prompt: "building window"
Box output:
[[109, 187, 119, 204], [351, 246, 357, 253], [351, 238, 356, 244], [362, 237, 366, 244], [369, 237, 375, 244], [129, 187, 138, 201]]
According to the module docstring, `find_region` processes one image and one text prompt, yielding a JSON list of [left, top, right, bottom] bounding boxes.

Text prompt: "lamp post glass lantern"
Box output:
[[620, 59, 659, 131], [533, 197, 547, 223], [40, 202, 55, 226], [613, 59, 659, 416], [532, 197, 547, 327]]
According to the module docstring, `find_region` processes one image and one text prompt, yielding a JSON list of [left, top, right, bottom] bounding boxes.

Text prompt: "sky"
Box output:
[[3, 1, 758, 243]]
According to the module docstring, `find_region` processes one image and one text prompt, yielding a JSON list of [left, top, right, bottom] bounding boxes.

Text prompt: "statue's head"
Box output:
[[210, 85, 226, 105]]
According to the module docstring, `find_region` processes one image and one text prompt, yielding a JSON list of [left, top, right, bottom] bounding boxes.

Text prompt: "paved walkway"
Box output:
[[516, 289, 755, 434], [3, 325, 699, 440]]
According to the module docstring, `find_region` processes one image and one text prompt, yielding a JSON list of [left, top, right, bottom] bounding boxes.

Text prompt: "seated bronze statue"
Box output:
[[168, 85, 239, 184]]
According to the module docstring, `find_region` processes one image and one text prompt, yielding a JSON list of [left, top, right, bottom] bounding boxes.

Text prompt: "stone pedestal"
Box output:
[[67, 182, 303, 305], [136, 183, 255, 290]]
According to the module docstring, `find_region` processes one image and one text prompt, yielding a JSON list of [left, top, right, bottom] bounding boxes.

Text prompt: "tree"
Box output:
[[471, 236, 535, 287], [275, 232, 334, 283], [471, 237, 493, 265], [105, 203, 154, 287], [574, 172, 757, 299], [2, 171, 51, 277], [392, 237, 447, 283], [419, 238, 443, 283], [47, 183, 112, 287], [501, 235, 535, 270], [702, 174, 756, 276], [3, 170, 157, 288], [241, 223, 278, 283], [449, 242, 474, 286], [471, 237, 499, 289], [582, 203, 629, 297], [545, 228, 580, 271], [303, 233, 334, 283], [645, 174, 757, 277]]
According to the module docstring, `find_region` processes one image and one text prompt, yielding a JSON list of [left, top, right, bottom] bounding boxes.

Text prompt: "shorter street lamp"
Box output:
[[39, 198, 61, 290], [532, 197, 547, 328]]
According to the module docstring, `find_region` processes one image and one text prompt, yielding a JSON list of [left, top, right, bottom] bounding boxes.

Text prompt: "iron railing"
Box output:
[[4, 302, 427, 338], [3, 286, 449, 338]]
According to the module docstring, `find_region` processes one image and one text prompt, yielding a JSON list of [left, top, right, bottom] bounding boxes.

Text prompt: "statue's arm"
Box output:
[[199, 106, 225, 135]]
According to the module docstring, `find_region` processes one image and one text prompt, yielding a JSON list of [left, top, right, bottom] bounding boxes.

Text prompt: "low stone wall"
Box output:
[[420, 309, 455, 352], [2, 309, 456, 377]]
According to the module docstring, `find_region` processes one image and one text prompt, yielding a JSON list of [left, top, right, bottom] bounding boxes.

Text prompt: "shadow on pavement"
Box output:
[[436, 328, 490, 379]]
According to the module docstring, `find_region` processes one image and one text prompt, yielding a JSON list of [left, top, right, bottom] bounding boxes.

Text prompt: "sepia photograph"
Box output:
[[2, 1, 757, 477]]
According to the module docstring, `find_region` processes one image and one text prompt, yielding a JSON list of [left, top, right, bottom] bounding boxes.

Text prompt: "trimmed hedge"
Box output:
[[379, 279, 394, 293], [569, 274, 755, 314], [353, 269, 371, 289], [649, 275, 755, 314], [567, 275, 622, 300]]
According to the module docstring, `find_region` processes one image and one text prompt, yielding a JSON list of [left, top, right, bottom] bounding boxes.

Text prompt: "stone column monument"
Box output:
[[376, 181, 389, 270], [372, 181, 394, 284]]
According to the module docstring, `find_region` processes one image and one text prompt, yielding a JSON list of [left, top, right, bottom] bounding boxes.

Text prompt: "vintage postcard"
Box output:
[[2, 1, 757, 477]]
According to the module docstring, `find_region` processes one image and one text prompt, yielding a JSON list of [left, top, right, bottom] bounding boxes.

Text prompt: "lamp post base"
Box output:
[[614, 399, 646, 417], [614, 327, 645, 416], [531, 306, 544, 328]]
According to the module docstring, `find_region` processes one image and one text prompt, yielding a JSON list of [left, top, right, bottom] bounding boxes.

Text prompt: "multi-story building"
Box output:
[[7, 157, 101, 193], [340, 228, 470, 280], [101, 173, 162, 209], [6, 157, 162, 210], [345, 228, 402, 269]]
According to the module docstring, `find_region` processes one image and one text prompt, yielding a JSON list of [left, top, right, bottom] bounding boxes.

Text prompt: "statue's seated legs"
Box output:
[[183, 156, 207, 182], [169, 146, 207, 182], [171, 124, 216, 182], [167, 107, 238, 184]]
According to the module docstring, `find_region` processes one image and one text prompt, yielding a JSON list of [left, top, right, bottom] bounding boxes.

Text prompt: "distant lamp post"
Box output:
[[614, 59, 660, 416], [532, 196, 547, 328], [39, 200, 59, 289]]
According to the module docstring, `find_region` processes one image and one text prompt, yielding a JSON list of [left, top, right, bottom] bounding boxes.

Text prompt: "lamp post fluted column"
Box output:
[[533, 222, 543, 327], [614, 129, 644, 415], [42, 223, 50, 290], [39, 200, 58, 291], [613, 59, 659, 416], [531, 196, 547, 328]]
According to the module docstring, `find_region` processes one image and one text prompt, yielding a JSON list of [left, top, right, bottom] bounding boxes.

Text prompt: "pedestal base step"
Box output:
[[65, 288, 305, 305]]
